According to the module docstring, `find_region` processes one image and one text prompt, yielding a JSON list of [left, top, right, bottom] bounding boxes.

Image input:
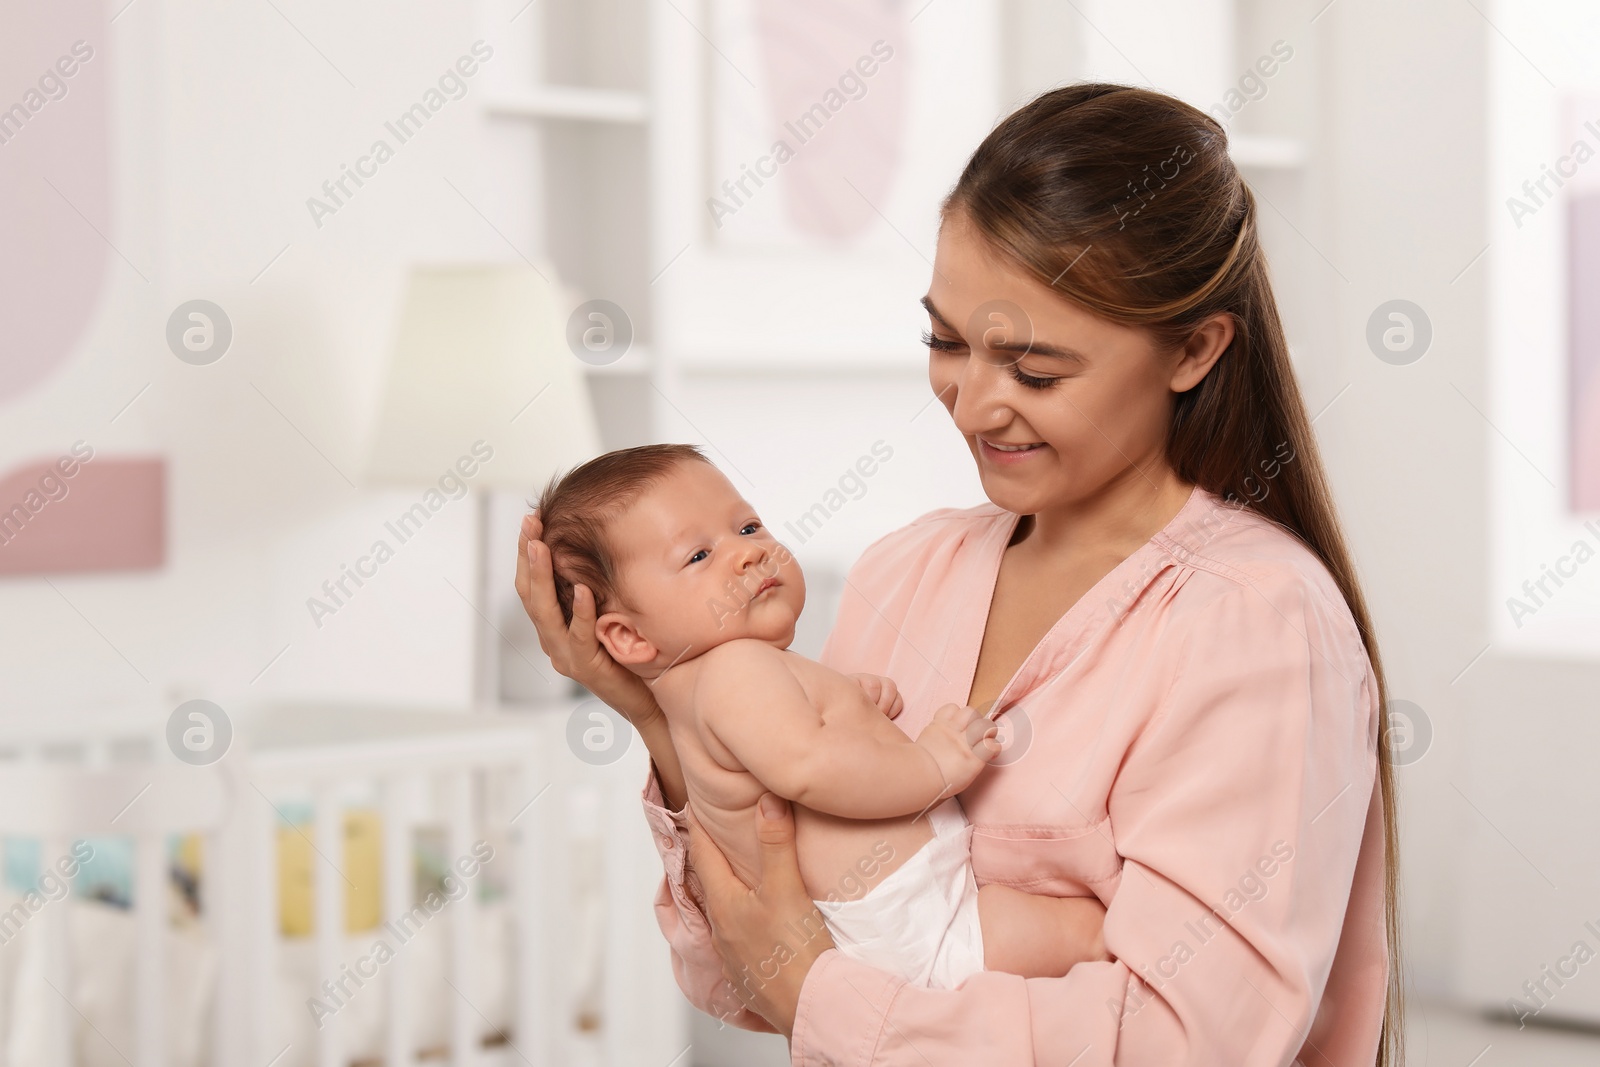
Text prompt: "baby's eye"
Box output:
[[740, 522, 761, 535], [688, 549, 708, 564]]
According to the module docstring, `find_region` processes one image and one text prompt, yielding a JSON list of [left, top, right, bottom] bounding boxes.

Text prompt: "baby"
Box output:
[[535, 443, 1103, 988]]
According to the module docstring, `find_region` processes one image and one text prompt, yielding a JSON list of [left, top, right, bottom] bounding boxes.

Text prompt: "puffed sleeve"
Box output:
[[787, 572, 1384, 1066], [640, 758, 782, 1034]]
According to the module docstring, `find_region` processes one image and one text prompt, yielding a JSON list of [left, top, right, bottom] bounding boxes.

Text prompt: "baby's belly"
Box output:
[[792, 806, 936, 905]]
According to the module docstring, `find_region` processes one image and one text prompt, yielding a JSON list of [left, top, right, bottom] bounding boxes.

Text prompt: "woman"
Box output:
[[516, 83, 1401, 1066]]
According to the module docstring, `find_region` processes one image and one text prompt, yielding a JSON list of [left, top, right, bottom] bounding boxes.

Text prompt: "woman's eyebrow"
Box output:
[[920, 294, 1088, 365]]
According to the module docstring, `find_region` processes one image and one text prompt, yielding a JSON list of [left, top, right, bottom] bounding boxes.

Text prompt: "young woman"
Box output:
[[516, 83, 1401, 1066]]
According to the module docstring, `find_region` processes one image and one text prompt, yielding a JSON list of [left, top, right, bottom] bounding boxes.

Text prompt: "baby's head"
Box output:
[[534, 443, 805, 678]]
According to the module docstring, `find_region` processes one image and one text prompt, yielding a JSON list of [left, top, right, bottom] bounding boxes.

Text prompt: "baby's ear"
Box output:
[[594, 611, 658, 666]]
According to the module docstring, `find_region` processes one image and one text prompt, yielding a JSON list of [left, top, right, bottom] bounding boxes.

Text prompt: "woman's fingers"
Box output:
[[569, 581, 600, 647], [514, 514, 674, 734], [513, 514, 536, 603], [686, 795, 831, 1034], [516, 516, 570, 656], [753, 793, 806, 897]]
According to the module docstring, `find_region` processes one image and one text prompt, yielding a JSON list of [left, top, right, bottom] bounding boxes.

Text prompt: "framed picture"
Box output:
[[1565, 94, 1600, 512], [1488, 0, 1600, 655], [650, 0, 1002, 369]]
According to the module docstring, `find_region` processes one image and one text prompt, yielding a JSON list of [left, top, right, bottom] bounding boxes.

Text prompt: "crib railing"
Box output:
[[0, 748, 227, 1067], [232, 706, 552, 1067], [0, 703, 686, 1067]]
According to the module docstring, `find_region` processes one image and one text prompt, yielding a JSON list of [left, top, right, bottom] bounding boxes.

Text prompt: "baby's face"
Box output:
[[594, 460, 805, 671]]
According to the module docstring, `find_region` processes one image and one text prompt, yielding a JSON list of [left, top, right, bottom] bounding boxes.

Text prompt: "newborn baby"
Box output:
[[535, 443, 1101, 988]]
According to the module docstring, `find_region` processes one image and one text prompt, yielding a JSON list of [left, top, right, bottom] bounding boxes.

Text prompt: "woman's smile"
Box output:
[[978, 436, 1048, 464]]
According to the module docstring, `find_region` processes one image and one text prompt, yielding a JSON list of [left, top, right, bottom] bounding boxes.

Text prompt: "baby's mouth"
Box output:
[[755, 577, 779, 596]]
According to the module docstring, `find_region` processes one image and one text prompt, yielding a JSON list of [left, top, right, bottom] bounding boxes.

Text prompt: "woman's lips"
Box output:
[[978, 437, 1047, 465]]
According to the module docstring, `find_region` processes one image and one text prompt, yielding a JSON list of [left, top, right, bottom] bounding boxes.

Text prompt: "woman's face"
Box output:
[[923, 209, 1222, 518]]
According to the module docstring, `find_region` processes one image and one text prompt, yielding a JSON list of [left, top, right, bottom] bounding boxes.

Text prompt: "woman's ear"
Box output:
[[595, 611, 659, 666], [1170, 311, 1235, 393]]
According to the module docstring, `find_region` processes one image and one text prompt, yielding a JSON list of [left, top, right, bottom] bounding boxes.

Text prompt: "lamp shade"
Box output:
[[364, 264, 601, 493]]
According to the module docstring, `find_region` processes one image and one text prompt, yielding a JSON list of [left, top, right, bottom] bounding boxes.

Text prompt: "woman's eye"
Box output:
[[925, 327, 1059, 388], [1010, 367, 1060, 390], [688, 549, 707, 564]]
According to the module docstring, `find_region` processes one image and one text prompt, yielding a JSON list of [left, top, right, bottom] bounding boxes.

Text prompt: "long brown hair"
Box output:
[[944, 83, 1402, 1064]]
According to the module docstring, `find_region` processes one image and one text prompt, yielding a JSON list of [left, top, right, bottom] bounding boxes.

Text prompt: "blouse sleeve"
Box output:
[[640, 756, 782, 1034], [787, 572, 1383, 1066]]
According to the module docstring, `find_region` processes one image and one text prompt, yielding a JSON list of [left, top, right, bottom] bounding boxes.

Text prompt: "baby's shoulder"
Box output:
[[693, 639, 800, 703], [699, 637, 787, 669]]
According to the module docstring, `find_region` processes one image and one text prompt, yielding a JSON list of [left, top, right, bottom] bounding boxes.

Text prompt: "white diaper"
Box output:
[[811, 797, 984, 989]]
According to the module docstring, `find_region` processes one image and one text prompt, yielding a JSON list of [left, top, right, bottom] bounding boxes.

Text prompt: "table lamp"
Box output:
[[365, 263, 601, 707]]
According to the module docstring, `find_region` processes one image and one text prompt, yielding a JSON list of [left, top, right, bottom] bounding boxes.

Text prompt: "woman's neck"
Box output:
[[1011, 464, 1195, 563]]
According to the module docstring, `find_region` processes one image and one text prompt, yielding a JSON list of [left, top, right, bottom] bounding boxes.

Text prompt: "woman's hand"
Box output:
[[516, 512, 689, 807], [515, 512, 662, 729], [685, 792, 835, 1038], [976, 883, 1111, 977]]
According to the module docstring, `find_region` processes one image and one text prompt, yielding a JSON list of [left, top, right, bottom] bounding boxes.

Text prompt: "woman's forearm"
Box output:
[[638, 710, 688, 811]]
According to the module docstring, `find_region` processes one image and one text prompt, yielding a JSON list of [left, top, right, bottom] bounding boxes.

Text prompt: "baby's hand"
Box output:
[[915, 703, 1000, 798], [849, 673, 904, 719]]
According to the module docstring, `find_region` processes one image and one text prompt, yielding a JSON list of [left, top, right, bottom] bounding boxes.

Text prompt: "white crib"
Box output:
[[0, 701, 685, 1067]]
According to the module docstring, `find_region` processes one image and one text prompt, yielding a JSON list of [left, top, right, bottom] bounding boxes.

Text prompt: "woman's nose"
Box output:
[[950, 355, 1011, 435]]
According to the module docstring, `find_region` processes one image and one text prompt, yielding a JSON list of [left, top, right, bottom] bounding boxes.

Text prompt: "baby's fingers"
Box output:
[[974, 726, 1002, 762], [853, 674, 885, 704], [933, 702, 980, 730], [887, 691, 905, 719]]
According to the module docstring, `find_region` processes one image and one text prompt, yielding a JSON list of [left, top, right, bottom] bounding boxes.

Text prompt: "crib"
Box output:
[[0, 700, 686, 1067]]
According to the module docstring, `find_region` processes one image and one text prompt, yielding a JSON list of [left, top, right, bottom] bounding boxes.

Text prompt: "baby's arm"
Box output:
[[698, 641, 999, 820], [976, 884, 1112, 977], [846, 673, 904, 720]]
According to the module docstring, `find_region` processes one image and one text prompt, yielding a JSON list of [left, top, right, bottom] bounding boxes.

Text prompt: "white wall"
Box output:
[[0, 0, 546, 716], [1323, 0, 1600, 1021]]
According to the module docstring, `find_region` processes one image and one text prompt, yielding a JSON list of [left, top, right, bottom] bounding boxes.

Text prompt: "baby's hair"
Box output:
[[533, 442, 712, 625]]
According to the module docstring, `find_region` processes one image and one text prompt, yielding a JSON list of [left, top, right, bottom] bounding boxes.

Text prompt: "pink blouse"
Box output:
[[639, 484, 1387, 1066]]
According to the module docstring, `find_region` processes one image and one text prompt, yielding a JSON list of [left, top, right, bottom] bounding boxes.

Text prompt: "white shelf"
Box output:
[[485, 86, 649, 124], [1229, 134, 1308, 170], [579, 344, 655, 376], [672, 353, 927, 377]]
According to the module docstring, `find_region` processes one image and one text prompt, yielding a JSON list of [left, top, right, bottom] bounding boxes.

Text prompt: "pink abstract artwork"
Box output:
[[752, 0, 909, 241], [0, 455, 166, 576], [0, 1, 111, 403], [1564, 97, 1600, 513], [710, 0, 911, 247], [1571, 190, 1600, 512], [0, 8, 163, 576]]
